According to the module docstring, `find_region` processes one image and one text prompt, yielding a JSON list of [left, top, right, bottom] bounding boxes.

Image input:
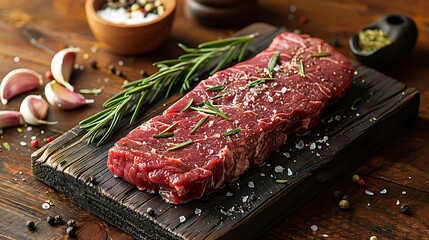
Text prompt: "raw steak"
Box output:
[[108, 33, 354, 204]]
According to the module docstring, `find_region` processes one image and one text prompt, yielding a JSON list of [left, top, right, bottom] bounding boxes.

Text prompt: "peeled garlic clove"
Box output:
[[0, 110, 24, 129], [45, 80, 94, 110], [51, 47, 80, 91], [0, 68, 43, 105], [20, 95, 58, 125]]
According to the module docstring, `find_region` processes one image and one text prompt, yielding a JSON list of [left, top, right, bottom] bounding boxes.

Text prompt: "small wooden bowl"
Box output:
[[85, 0, 176, 55]]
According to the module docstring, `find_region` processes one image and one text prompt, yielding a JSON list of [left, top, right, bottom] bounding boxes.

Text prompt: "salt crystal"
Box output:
[[323, 234, 329, 238], [195, 208, 202, 215], [365, 189, 374, 196], [402, 191, 407, 195], [42, 203, 50, 209], [26, 126, 33, 131], [310, 225, 318, 231], [226, 192, 233, 197], [242, 195, 249, 203], [179, 216, 186, 223], [316, 153, 321, 157], [260, 173, 265, 177], [19, 141, 27, 146], [281, 87, 287, 94], [287, 168, 293, 176], [248, 181, 255, 188], [295, 140, 304, 149], [13, 56, 20, 62], [367, 203, 371, 207], [396, 200, 400, 205], [380, 189, 387, 194], [322, 136, 329, 142], [283, 152, 290, 158], [335, 115, 341, 121], [274, 166, 284, 173], [309, 143, 316, 150]]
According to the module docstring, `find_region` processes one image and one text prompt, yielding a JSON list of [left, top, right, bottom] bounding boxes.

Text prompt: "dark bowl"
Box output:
[[349, 14, 418, 69]]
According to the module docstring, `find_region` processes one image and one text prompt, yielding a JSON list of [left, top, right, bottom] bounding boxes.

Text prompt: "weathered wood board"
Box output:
[[31, 23, 420, 240]]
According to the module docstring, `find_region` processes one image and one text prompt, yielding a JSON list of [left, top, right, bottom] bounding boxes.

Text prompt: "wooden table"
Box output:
[[1, 0, 428, 239]]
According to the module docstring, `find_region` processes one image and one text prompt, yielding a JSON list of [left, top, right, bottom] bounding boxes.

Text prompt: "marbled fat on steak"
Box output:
[[108, 33, 354, 204]]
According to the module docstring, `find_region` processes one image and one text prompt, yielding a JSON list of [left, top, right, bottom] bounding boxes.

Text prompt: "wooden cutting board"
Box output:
[[31, 23, 419, 240]]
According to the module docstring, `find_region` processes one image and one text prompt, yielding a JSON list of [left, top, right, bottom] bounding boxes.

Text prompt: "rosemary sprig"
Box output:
[[189, 115, 209, 135], [246, 78, 276, 88], [309, 52, 331, 58], [210, 93, 229, 100], [268, 52, 280, 77], [159, 121, 177, 135], [167, 140, 193, 151], [298, 60, 306, 77], [79, 34, 257, 145]]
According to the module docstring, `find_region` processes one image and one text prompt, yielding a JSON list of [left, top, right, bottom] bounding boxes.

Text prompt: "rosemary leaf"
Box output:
[[189, 115, 209, 135], [181, 99, 194, 112], [275, 179, 288, 184], [159, 121, 178, 135], [153, 133, 174, 138], [210, 93, 229, 100], [190, 106, 218, 115], [207, 85, 226, 91], [268, 52, 280, 77], [299, 59, 306, 77], [204, 101, 230, 121], [246, 78, 276, 88], [224, 128, 241, 137], [167, 140, 193, 151], [309, 52, 331, 57]]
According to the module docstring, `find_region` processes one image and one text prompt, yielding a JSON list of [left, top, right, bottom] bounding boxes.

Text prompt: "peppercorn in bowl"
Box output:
[[85, 0, 176, 55]]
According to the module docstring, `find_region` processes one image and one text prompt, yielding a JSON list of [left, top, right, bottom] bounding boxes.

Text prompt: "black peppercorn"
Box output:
[[26, 220, 35, 230], [67, 219, 76, 227], [90, 60, 98, 69], [139, 69, 149, 77], [333, 190, 343, 201], [66, 226, 76, 237], [400, 204, 410, 214], [108, 65, 116, 74], [146, 207, 155, 216], [54, 215, 63, 224], [47, 215, 55, 225]]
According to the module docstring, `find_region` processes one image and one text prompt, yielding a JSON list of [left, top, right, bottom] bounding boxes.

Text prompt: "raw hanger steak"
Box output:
[[108, 32, 354, 204]]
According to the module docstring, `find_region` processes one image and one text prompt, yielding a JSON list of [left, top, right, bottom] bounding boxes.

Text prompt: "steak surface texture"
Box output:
[[108, 33, 354, 204]]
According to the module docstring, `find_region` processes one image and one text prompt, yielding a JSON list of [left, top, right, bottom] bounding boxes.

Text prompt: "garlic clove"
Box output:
[[0, 110, 24, 129], [51, 47, 80, 91], [20, 95, 58, 125], [45, 80, 94, 110], [0, 68, 43, 105]]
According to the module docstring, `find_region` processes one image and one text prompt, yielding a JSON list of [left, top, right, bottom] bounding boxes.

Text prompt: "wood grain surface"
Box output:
[[1, 0, 429, 239]]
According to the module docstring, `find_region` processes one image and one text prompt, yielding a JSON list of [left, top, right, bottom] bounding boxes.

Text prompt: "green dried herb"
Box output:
[[268, 52, 280, 77], [159, 121, 178, 135], [298, 60, 305, 77], [167, 139, 193, 151], [309, 52, 331, 57], [189, 115, 209, 135], [224, 128, 241, 137], [246, 78, 276, 88], [180, 99, 193, 112], [207, 85, 226, 91], [153, 133, 174, 138]]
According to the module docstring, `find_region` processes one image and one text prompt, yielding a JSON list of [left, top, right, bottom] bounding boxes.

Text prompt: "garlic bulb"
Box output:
[[20, 95, 58, 125], [51, 47, 80, 91], [0, 68, 43, 105], [0, 110, 24, 129], [45, 80, 94, 110]]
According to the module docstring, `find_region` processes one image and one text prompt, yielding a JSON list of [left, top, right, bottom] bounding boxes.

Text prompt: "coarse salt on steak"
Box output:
[[108, 33, 354, 204]]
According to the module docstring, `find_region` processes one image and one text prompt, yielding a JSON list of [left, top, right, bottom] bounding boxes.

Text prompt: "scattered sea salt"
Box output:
[[42, 203, 50, 209], [226, 192, 233, 197], [335, 115, 341, 121], [295, 140, 304, 149], [311, 225, 318, 231], [322, 136, 329, 142], [402, 191, 407, 195], [323, 234, 329, 238], [260, 173, 265, 177], [179, 216, 186, 223], [242, 195, 249, 203], [283, 152, 290, 158], [13, 56, 20, 62], [19, 141, 27, 146], [309, 143, 316, 150], [248, 181, 255, 188], [274, 166, 284, 173], [365, 189, 374, 196], [195, 208, 202, 215], [287, 168, 293, 176], [380, 189, 387, 194], [396, 200, 400, 205], [281, 87, 287, 94], [26, 126, 32, 131]]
